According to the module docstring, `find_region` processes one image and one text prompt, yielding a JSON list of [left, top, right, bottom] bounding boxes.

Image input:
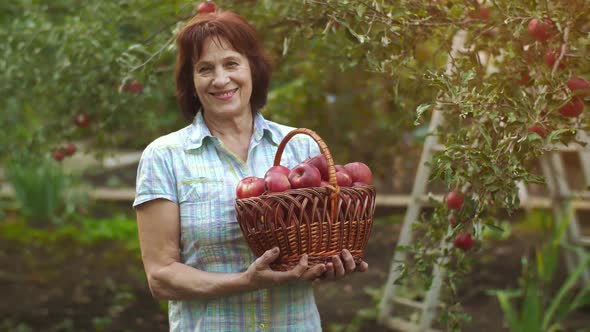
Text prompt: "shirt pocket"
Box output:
[[179, 177, 224, 222]]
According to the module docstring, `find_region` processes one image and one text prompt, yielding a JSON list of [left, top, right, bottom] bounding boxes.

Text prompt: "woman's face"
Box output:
[[193, 37, 253, 118]]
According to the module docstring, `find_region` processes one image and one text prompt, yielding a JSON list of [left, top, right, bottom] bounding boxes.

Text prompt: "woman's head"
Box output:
[[175, 11, 272, 122]]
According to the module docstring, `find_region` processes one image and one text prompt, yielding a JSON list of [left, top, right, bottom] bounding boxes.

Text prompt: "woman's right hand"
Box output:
[[245, 247, 326, 289]]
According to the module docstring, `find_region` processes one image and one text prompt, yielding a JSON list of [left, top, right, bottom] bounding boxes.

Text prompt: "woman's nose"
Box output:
[[212, 69, 230, 87]]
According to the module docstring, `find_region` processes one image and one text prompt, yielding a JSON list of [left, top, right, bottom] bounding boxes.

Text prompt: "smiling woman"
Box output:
[[133, 8, 368, 332], [192, 38, 253, 119], [175, 11, 271, 123]]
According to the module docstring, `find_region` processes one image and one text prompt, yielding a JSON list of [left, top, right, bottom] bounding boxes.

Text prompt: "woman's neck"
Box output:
[[203, 110, 254, 139]]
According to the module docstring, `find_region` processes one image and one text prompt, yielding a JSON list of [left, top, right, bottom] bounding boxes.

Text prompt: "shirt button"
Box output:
[[259, 323, 265, 329]]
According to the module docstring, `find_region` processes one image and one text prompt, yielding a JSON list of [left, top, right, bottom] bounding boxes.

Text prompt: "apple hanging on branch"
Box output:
[[196, 1, 217, 15], [446, 189, 464, 210], [454, 232, 475, 251], [527, 18, 555, 42], [74, 112, 90, 128]]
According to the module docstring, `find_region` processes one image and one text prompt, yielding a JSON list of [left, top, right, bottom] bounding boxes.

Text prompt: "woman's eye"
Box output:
[[198, 67, 211, 73], [226, 62, 238, 68]]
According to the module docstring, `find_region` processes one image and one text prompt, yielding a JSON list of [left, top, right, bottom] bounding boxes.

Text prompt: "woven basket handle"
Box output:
[[273, 128, 339, 217]]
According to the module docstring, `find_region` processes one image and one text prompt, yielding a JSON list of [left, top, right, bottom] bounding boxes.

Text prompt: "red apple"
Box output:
[[74, 112, 90, 128], [527, 18, 555, 42], [53, 150, 65, 161], [320, 181, 331, 187], [446, 189, 464, 210], [544, 48, 565, 69], [344, 162, 373, 185], [566, 77, 590, 98], [558, 97, 584, 117], [129, 80, 143, 94], [265, 165, 290, 178], [236, 176, 265, 199], [288, 163, 321, 189], [352, 181, 367, 187], [64, 143, 76, 156], [334, 164, 347, 173], [469, 6, 490, 21], [527, 123, 549, 138], [454, 231, 475, 251], [197, 1, 216, 14], [265, 172, 291, 193], [304, 154, 329, 181], [335, 171, 352, 187], [449, 214, 457, 227]]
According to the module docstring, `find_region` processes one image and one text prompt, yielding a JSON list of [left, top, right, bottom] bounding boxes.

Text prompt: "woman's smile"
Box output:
[[210, 88, 238, 101]]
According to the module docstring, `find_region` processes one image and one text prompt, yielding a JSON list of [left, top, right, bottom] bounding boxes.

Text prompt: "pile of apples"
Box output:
[[236, 154, 372, 199]]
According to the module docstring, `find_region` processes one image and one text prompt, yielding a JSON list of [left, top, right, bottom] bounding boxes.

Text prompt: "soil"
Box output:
[[1, 206, 589, 332]]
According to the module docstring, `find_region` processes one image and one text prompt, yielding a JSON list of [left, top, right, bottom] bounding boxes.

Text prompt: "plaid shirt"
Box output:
[[134, 112, 322, 331]]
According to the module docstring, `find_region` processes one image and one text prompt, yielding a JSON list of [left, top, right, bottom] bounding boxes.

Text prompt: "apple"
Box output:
[[527, 18, 554, 42], [335, 170, 352, 187], [236, 176, 265, 199], [527, 124, 548, 138], [129, 80, 143, 94], [469, 6, 490, 21], [304, 154, 329, 181], [334, 164, 347, 173], [449, 214, 457, 227], [265, 165, 290, 178], [265, 172, 291, 193], [544, 48, 565, 69], [446, 189, 464, 210], [558, 97, 584, 117], [352, 181, 366, 187], [453, 231, 475, 251], [74, 112, 90, 128], [64, 143, 76, 156], [288, 163, 321, 189], [53, 150, 65, 161], [566, 77, 590, 98], [344, 162, 373, 185], [197, 1, 216, 14]]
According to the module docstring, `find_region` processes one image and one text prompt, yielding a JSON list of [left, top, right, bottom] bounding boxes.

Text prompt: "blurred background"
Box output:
[[1, 0, 589, 331]]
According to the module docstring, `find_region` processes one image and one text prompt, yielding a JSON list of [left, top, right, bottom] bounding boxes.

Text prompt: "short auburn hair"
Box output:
[[175, 10, 272, 122]]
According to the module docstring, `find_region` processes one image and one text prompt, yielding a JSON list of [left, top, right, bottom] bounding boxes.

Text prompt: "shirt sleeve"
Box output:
[[133, 144, 178, 208]]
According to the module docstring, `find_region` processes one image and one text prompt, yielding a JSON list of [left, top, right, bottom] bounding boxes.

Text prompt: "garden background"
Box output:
[[2, 1, 590, 331]]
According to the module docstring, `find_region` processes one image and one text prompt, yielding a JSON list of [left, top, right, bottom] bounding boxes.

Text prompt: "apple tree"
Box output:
[[268, 0, 590, 328]]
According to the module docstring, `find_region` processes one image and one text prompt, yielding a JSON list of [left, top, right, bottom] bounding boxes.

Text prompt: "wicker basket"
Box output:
[[235, 128, 376, 271]]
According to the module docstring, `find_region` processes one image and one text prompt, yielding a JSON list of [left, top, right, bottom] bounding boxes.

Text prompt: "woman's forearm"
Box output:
[[148, 262, 254, 301]]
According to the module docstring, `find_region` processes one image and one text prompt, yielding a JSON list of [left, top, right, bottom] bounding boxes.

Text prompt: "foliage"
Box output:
[[0, 214, 140, 253], [1, 0, 184, 161], [4, 154, 87, 227], [488, 207, 590, 332]]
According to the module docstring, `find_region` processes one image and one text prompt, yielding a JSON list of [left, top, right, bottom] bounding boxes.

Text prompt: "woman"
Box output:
[[134, 9, 368, 331]]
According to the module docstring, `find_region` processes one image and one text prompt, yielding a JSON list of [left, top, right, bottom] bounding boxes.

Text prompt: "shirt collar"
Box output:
[[184, 112, 280, 150]]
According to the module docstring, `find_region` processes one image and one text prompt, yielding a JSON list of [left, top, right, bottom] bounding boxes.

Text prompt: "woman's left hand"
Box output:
[[314, 249, 368, 284]]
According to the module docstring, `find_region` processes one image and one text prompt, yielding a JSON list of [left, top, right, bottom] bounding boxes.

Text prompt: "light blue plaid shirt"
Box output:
[[134, 112, 322, 331]]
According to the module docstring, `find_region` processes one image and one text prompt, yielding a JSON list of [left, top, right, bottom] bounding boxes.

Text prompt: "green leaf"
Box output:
[[495, 291, 521, 331], [415, 103, 433, 125], [542, 255, 590, 330]]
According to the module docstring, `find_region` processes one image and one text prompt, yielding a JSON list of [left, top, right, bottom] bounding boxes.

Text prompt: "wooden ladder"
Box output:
[[377, 31, 590, 331]]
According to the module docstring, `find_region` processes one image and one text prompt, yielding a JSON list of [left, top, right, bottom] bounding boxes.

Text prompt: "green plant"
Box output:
[[489, 206, 590, 332], [4, 155, 85, 226]]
